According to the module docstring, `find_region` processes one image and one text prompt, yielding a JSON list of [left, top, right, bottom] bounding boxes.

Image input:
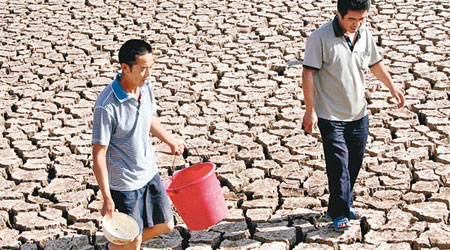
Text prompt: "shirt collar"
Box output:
[[112, 72, 149, 103], [332, 14, 362, 37], [112, 72, 129, 103]]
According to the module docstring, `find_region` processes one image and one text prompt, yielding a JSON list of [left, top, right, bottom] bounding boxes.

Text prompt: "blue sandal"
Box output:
[[349, 208, 361, 220], [333, 216, 351, 231]]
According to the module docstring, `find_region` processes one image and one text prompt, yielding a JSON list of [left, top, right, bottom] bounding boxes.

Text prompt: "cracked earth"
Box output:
[[0, 0, 449, 249]]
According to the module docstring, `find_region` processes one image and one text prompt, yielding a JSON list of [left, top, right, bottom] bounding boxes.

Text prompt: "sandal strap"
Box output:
[[350, 208, 361, 219], [333, 216, 350, 230]]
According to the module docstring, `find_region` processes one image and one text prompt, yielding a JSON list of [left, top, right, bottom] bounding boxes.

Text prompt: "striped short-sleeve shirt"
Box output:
[[92, 72, 158, 191]]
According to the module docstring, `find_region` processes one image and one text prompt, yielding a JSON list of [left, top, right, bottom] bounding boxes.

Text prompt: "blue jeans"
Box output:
[[318, 115, 369, 219]]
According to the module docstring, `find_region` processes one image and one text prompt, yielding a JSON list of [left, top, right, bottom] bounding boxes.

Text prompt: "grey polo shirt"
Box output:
[[92, 72, 158, 191], [303, 15, 383, 121]]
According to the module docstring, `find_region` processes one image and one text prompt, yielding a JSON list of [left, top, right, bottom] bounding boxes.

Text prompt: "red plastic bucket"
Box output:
[[164, 162, 228, 231]]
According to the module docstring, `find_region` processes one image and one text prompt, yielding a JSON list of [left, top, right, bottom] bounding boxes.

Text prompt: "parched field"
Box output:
[[0, 0, 449, 249]]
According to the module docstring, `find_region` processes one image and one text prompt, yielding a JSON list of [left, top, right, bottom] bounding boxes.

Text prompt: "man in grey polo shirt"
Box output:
[[302, 0, 405, 231], [92, 39, 186, 249]]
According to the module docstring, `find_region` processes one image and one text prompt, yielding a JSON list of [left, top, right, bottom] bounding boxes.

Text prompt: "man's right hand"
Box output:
[[101, 197, 116, 218], [303, 109, 318, 135], [92, 144, 116, 218]]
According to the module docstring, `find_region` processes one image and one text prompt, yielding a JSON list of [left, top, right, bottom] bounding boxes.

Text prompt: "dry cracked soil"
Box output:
[[0, 0, 449, 249]]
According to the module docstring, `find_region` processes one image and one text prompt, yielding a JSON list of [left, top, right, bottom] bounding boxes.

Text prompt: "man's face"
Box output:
[[338, 10, 369, 34], [122, 53, 155, 86]]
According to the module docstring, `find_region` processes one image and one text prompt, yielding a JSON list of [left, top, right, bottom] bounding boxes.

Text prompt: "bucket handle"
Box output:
[[171, 142, 208, 167], [167, 163, 216, 193], [168, 143, 214, 193]]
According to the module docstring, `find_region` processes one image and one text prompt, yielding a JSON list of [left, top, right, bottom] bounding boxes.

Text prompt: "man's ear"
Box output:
[[120, 63, 130, 73]]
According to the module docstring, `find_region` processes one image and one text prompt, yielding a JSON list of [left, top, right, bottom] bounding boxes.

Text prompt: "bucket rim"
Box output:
[[166, 162, 216, 193]]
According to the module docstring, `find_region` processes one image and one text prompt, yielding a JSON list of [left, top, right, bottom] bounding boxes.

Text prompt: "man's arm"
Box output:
[[92, 144, 115, 217], [369, 61, 405, 109], [302, 67, 318, 134], [150, 116, 185, 155]]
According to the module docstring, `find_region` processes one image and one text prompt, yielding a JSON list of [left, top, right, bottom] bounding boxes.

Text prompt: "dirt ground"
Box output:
[[0, 0, 449, 249]]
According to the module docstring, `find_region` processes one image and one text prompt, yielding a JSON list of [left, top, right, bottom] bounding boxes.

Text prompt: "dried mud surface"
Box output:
[[0, 0, 449, 249]]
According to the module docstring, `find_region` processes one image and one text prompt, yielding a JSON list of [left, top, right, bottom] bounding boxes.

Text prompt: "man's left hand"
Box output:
[[170, 139, 187, 156], [390, 86, 405, 109]]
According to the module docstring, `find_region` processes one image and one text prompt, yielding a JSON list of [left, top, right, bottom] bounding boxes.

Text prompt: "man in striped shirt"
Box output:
[[92, 39, 185, 250]]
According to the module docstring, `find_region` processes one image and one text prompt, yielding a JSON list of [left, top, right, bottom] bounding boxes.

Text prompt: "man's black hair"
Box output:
[[118, 39, 152, 69], [338, 0, 371, 17]]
